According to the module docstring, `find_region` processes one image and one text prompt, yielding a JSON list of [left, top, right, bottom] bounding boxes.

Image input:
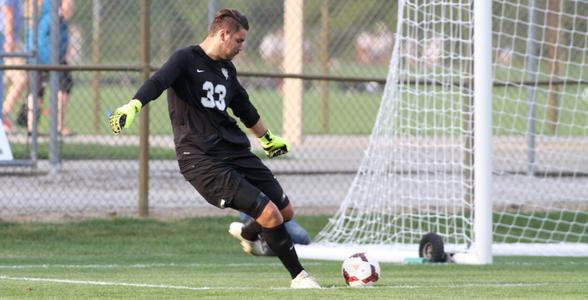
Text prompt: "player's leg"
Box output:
[[226, 159, 319, 288], [26, 72, 47, 133], [239, 206, 311, 245], [203, 177, 319, 287], [233, 185, 319, 288], [57, 63, 74, 136], [3, 71, 29, 133], [179, 156, 269, 253], [231, 215, 277, 256], [178, 156, 319, 288], [232, 155, 312, 245], [257, 203, 320, 288], [3, 56, 29, 126]]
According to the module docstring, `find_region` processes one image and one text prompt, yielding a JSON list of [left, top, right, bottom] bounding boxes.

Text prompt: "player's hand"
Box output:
[[258, 129, 291, 158], [109, 99, 142, 134]]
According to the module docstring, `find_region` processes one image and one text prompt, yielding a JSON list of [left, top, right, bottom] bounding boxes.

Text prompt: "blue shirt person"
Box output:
[[0, 0, 23, 120]]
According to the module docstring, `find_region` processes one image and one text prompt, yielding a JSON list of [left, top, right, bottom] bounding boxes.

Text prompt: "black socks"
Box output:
[[261, 223, 304, 279], [241, 219, 262, 241]]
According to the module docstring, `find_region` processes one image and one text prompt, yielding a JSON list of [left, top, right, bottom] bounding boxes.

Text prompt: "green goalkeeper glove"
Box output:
[[109, 99, 142, 134], [258, 129, 291, 158]]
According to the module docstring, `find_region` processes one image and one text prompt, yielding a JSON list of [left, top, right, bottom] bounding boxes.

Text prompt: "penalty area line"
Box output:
[[0, 261, 323, 270], [0, 275, 274, 291], [1, 274, 556, 291]]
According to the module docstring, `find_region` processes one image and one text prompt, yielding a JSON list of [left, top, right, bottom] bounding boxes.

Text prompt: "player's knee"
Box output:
[[281, 203, 295, 221], [256, 202, 284, 228]]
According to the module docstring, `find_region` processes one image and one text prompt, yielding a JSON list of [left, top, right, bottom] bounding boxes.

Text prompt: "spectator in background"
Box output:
[[259, 29, 312, 66], [401, 35, 418, 68], [259, 30, 284, 66], [258, 29, 312, 89], [338, 22, 393, 94], [423, 33, 442, 68], [24, 0, 74, 136], [497, 47, 513, 66], [0, 0, 23, 133], [355, 22, 394, 65]]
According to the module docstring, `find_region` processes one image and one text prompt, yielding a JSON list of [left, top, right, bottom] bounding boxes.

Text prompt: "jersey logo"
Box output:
[[221, 68, 229, 79], [196, 68, 205, 73]]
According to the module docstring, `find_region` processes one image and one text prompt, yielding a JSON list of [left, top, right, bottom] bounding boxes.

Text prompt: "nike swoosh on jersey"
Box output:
[[196, 69, 204, 73]]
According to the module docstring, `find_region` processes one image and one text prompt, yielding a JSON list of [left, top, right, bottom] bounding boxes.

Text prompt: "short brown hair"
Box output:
[[209, 9, 249, 35]]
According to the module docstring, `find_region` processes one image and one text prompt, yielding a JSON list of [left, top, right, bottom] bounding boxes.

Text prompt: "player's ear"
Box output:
[[219, 29, 229, 42]]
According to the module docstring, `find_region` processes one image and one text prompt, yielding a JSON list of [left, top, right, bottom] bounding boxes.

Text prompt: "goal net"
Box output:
[[297, 0, 588, 263]]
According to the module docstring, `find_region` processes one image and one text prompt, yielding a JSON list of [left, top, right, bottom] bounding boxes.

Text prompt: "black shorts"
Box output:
[[179, 153, 289, 219], [35, 60, 74, 96]]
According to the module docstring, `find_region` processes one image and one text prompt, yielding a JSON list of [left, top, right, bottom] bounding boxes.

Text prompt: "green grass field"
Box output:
[[10, 142, 178, 160], [1, 215, 587, 299]]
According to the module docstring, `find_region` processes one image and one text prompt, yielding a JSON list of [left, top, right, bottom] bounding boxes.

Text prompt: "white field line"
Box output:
[[0, 262, 301, 269], [0, 275, 248, 291], [1, 260, 587, 270], [0, 274, 552, 291]]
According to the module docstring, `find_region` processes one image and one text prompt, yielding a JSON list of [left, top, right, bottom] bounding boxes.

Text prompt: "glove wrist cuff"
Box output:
[[129, 99, 143, 112], [258, 129, 272, 142]]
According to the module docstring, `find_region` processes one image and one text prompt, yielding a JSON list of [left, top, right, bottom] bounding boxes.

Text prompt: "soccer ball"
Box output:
[[341, 252, 380, 287]]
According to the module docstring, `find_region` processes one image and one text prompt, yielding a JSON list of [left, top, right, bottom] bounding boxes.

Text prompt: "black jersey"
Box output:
[[133, 45, 260, 159]]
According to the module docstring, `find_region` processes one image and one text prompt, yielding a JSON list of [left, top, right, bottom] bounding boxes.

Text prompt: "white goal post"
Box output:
[[297, 0, 588, 264]]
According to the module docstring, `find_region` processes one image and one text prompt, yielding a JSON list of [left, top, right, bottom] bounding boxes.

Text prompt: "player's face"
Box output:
[[221, 28, 247, 60]]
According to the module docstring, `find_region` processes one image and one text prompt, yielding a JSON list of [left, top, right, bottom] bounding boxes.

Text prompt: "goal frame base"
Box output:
[[296, 243, 588, 264]]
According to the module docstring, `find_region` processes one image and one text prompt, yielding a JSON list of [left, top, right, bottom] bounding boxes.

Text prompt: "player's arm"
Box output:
[[229, 79, 291, 158], [109, 50, 186, 134], [250, 118, 291, 158]]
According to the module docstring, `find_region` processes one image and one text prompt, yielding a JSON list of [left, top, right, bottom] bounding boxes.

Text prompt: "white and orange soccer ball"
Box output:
[[341, 252, 381, 287]]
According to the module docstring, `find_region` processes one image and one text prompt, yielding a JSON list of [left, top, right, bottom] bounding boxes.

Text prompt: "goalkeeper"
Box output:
[[108, 8, 319, 289]]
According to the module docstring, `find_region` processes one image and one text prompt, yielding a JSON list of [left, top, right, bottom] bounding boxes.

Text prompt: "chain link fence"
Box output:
[[3, 1, 588, 220], [0, 0, 399, 219]]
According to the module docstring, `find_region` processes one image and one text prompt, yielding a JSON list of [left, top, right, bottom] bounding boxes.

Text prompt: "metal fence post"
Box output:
[[92, 0, 102, 132], [208, 0, 217, 31], [283, 0, 304, 144], [49, 0, 61, 175], [320, 0, 329, 133], [139, 0, 150, 217]]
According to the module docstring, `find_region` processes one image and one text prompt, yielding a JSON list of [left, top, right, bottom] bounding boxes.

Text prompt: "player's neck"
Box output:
[[199, 37, 222, 61]]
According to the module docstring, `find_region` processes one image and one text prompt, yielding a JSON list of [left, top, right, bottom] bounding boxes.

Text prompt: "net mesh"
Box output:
[[311, 0, 588, 256]]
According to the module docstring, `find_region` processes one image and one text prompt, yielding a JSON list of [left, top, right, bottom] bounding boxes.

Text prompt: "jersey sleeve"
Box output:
[[229, 79, 260, 128], [133, 49, 188, 106]]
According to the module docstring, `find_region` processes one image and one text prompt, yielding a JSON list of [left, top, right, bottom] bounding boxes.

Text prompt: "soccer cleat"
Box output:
[[228, 222, 253, 253], [250, 238, 275, 256], [229, 221, 246, 239], [228, 222, 271, 256], [290, 270, 321, 289], [228, 222, 245, 238], [229, 222, 261, 255]]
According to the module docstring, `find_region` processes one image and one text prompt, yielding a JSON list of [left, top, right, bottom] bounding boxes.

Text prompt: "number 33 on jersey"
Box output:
[[201, 81, 227, 111]]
